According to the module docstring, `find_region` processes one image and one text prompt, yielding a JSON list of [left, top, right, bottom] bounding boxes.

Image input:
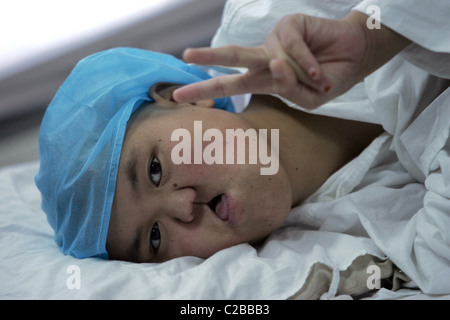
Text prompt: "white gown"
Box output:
[[211, 0, 450, 295]]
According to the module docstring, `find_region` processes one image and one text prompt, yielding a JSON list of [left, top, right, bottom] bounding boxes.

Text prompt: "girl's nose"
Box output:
[[166, 187, 196, 222]]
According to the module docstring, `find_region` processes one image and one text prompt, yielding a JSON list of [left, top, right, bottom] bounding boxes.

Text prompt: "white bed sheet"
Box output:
[[1, 161, 448, 300]]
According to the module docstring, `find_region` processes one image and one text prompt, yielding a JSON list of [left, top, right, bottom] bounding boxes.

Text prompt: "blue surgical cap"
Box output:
[[35, 47, 234, 259]]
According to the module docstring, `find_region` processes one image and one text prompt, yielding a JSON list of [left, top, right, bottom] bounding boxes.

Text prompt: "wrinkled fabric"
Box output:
[[212, 0, 450, 294], [35, 48, 234, 259]]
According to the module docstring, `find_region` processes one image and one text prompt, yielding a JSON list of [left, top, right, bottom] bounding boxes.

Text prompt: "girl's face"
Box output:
[[106, 84, 293, 262]]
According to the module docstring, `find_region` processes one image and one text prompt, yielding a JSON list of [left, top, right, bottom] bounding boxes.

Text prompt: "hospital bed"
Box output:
[[1, 160, 449, 300]]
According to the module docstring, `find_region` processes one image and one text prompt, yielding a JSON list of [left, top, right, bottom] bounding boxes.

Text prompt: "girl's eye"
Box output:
[[150, 222, 161, 253], [148, 156, 162, 186]]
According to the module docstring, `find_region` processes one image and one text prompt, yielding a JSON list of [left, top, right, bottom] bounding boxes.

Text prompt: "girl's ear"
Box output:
[[149, 83, 214, 108], [149, 83, 178, 102], [191, 98, 215, 108]]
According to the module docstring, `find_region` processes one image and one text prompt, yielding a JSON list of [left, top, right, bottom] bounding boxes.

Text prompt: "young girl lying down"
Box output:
[[35, 1, 450, 297], [35, 47, 382, 262]]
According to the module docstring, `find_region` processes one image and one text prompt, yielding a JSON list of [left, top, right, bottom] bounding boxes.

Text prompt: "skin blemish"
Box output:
[[173, 183, 178, 188]]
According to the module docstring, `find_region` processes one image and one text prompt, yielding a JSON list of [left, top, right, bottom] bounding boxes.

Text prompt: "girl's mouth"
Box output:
[[207, 193, 237, 224]]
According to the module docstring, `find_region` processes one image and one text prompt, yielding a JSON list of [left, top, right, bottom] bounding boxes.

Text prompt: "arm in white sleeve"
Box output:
[[353, 0, 450, 78]]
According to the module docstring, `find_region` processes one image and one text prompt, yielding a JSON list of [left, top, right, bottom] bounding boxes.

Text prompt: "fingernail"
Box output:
[[321, 81, 331, 93], [309, 67, 319, 80]]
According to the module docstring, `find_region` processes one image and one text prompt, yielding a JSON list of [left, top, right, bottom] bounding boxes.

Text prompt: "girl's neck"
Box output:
[[240, 95, 383, 206]]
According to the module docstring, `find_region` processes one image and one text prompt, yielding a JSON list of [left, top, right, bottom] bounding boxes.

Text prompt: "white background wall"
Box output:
[[0, 0, 226, 167]]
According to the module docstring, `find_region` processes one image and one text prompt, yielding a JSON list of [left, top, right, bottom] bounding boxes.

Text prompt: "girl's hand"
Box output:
[[173, 11, 409, 109]]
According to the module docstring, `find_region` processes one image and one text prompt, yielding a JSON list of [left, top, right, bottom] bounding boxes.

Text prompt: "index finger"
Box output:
[[173, 69, 273, 103], [173, 73, 249, 103], [183, 45, 270, 71]]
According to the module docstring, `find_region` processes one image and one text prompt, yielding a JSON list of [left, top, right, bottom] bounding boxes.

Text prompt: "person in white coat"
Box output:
[[173, 0, 450, 295]]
